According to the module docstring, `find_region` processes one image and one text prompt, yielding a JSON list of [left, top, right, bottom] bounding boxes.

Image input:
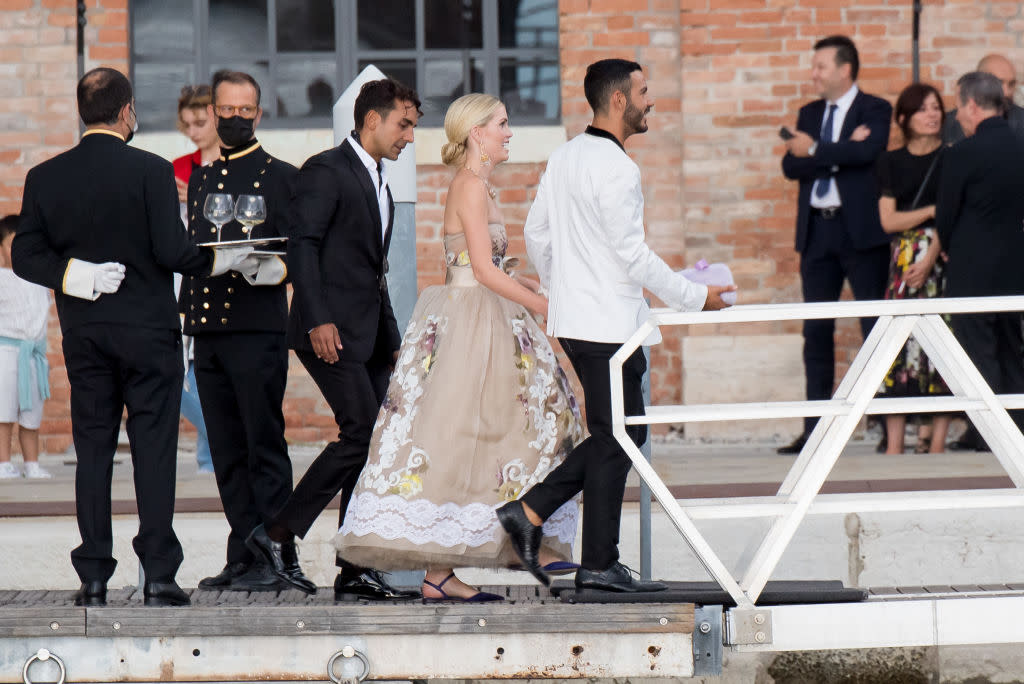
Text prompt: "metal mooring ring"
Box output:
[[23, 649, 66, 684], [327, 646, 370, 684]]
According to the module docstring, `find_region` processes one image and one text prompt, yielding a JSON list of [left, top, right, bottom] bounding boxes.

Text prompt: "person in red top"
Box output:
[[173, 85, 220, 202], [172, 84, 219, 475]]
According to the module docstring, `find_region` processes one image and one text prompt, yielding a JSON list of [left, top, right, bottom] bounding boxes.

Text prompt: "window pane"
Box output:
[[358, 59, 417, 93], [277, 59, 337, 118], [422, 57, 483, 120], [425, 0, 482, 49], [500, 59, 559, 120], [209, 0, 268, 57], [131, 0, 193, 57], [357, 0, 414, 50], [277, 0, 335, 52], [498, 0, 557, 48], [134, 61, 196, 130]]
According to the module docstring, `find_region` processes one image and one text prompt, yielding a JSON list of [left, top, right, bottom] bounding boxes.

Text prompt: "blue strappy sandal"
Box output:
[[422, 572, 504, 603]]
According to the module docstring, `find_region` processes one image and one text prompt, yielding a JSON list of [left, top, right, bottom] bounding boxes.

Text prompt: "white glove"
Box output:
[[93, 262, 126, 294], [236, 255, 261, 278], [209, 245, 255, 277], [241, 254, 287, 286], [63, 259, 125, 300]]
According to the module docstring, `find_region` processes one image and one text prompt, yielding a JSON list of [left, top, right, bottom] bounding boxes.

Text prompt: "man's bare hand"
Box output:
[[310, 323, 343, 364], [785, 130, 816, 157], [514, 274, 542, 293], [849, 124, 871, 142], [703, 284, 737, 311], [175, 177, 188, 203]]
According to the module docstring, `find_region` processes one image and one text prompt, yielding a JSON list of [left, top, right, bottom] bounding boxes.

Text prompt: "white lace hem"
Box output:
[[339, 492, 578, 548]]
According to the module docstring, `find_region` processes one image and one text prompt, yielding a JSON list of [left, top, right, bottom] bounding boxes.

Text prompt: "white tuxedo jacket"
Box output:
[[524, 129, 707, 345]]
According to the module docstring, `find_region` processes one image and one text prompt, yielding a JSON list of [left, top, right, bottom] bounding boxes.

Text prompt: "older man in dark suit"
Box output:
[[944, 55, 1024, 145], [13, 68, 252, 607], [779, 35, 893, 454], [246, 79, 422, 602], [937, 71, 1024, 433]]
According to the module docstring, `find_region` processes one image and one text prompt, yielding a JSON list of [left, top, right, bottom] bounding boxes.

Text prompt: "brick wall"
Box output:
[[3, 0, 1024, 451]]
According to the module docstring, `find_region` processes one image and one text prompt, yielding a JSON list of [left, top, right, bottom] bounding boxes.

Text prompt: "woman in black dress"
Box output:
[[876, 83, 950, 454]]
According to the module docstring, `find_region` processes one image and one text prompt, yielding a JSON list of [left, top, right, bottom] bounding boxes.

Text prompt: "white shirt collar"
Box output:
[[829, 83, 859, 111], [347, 134, 388, 188]]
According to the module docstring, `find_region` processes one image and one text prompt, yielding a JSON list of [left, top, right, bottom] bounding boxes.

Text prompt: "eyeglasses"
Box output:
[[215, 104, 259, 118]]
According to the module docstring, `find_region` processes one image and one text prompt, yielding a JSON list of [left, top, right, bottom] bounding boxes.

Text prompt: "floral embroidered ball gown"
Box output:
[[335, 222, 583, 570]]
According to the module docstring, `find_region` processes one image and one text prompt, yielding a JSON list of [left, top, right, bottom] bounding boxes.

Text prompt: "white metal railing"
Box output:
[[610, 296, 1024, 611]]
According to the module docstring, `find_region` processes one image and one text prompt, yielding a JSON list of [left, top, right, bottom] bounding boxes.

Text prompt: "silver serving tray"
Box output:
[[198, 237, 287, 248]]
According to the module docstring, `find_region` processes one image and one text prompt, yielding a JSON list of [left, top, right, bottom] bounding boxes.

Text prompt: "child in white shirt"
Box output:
[[0, 215, 52, 478]]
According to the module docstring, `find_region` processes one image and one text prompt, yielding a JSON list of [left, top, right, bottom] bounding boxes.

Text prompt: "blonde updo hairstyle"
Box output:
[[440, 93, 503, 167]]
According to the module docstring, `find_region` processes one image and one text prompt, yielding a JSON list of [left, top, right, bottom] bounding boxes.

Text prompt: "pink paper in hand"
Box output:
[[679, 259, 737, 306]]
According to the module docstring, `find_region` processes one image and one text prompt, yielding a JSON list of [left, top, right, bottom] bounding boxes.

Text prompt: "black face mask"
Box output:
[[217, 115, 255, 148], [126, 105, 138, 144]]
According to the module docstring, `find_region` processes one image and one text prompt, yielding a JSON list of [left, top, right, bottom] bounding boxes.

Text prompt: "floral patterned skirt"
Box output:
[[880, 227, 949, 398], [335, 282, 583, 570]]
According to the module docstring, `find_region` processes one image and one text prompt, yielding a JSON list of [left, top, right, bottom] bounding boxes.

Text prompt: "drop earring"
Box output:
[[480, 149, 491, 166]]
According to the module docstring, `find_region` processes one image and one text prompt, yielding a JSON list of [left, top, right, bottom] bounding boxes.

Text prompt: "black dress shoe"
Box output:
[[334, 568, 420, 602], [776, 433, 808, 455], [198, 561, 250, 589], [948, 437, 989, 452], [245, 524, 316, 595], [575, 562, 668, 593], [495, 500, 549, 587], [229, 560, 284, 592], [143, 581, 190, 607], [74, 580, 106, 606]]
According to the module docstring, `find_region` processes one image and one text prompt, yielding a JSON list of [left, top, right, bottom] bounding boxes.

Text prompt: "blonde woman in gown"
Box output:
[[335, 94, 584, 601]]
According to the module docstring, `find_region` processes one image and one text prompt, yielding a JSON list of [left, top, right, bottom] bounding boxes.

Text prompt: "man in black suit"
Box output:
[[182, 70, 304, 593], [779, 35, 893, 454], [937, 71, 1024, 432], [944, 55, 1024, 145], [942, 55, 1024, 452], [12, 68, 253, 607], [247, 79, 421, 601]]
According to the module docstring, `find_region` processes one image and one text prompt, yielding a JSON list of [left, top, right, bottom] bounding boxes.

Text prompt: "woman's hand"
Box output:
[[904, 257, 935, 290], [849, 124, 871, 142], [534, 295, 549, 319], [176, 177, 188, 203]]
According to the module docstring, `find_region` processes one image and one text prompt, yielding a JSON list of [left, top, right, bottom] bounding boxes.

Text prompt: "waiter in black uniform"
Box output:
[[182, 70, 308, 593], [13, 68, 253, 607]]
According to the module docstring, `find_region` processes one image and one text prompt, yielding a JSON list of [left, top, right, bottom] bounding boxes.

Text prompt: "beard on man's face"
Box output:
[[624, 98, 649, 135]]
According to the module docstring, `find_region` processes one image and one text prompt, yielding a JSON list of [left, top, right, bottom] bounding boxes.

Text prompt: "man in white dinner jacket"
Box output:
[[497, 58, 736, 593]]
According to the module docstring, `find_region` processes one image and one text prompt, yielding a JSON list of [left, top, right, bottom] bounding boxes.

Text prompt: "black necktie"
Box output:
[[376, 161, 383, 188], [813, 103, 838, 199]]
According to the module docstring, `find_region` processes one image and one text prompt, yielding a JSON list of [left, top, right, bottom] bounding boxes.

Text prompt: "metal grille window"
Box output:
[[130, 0, 559, 130]]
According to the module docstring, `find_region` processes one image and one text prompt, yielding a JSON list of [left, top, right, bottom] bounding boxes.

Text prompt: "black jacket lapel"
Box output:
[[838, 92, 862, 139], [341, 140, 384, 242], [382, 187, 395, 253]]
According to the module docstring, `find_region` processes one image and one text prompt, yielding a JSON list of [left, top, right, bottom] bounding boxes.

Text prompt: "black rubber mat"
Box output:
[[554, 579, 868, 605]]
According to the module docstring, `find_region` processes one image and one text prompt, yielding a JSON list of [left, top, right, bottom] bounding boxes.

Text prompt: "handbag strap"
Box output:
[[908, 146, 944, 211]]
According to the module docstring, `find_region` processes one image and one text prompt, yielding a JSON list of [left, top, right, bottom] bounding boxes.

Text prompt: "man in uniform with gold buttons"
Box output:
[[182, 70, 309, 592]]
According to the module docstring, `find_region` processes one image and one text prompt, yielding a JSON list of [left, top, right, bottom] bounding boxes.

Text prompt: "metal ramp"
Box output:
[[610, 296, 1024, 659]]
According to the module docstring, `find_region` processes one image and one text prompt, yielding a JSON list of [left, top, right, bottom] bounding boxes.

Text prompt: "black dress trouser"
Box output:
[[271, 348, 391, 540], [520, 338, 648, 572], [194, 332, 293, 565], [63, 324, 185, 584], [799, 212, 890, 434], [952, 312, 1024, 431]]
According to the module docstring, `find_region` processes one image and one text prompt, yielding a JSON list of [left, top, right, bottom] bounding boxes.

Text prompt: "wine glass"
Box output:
[[234, 195, 267, 241], [203, 193, 234, 243]]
